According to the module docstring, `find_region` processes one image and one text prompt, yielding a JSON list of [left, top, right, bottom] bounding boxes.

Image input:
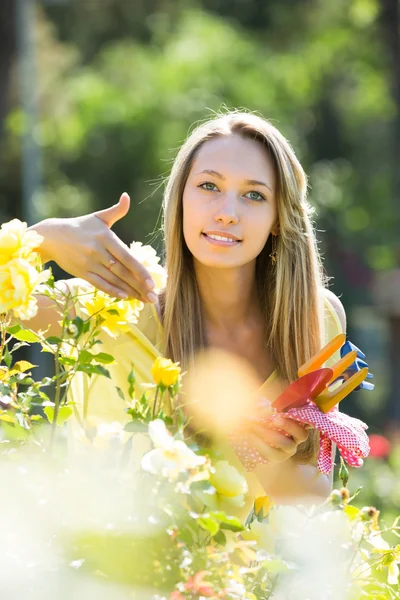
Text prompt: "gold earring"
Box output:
[[269, 235, 278, 265]]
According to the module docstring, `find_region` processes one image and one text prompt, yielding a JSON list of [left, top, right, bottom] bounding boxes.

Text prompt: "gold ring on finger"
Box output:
[[108, 258, 116, 269]]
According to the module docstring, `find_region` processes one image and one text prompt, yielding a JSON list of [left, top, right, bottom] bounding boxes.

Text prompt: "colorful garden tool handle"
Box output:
[[271, 368, 333, 412], [313, 367, 369, 413], [338, 340, 375, 392], [297, 334, 345, 378]]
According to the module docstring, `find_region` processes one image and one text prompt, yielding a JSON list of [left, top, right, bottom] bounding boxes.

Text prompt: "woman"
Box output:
[[27, 111, 346, 507]]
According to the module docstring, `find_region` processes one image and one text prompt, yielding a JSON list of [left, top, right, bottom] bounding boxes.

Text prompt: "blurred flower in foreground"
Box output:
[[198, 460, 248, 511], [368, 433, 391, 459], [0, 219, 43, 266], [77, 286, 143, 337], [129, 241, 167, 292], [241, 519, 274, 553], [151, 356, 181, 389], [0, 258, 51, 319], [367, 533, 400, 584], [141, 419, 207, 480]]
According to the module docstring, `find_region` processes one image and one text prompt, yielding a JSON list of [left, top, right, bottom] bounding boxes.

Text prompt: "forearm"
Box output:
[[254, 456, 332, 506]]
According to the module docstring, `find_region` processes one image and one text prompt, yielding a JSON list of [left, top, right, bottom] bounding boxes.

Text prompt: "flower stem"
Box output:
[[152, 387, 159, 419]]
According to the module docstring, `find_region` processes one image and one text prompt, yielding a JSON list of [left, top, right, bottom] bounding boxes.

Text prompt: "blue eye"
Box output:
[[246, 190, 266, 202], [199, 182, 218, 191]]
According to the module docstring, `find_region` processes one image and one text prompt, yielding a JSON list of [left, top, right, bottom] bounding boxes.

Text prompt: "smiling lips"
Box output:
[[202, 231, 242, 246]]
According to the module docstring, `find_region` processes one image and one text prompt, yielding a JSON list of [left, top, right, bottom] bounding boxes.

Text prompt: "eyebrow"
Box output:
[[195, 169, 273, 193]]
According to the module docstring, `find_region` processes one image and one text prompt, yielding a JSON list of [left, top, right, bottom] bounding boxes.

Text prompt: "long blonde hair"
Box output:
[[159, 111, 325, 464]]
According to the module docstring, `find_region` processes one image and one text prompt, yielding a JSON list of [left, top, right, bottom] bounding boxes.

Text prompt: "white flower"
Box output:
[[368, 533, 400, 585], [141, 419, 206, 480], [129, 241, 167, 292]]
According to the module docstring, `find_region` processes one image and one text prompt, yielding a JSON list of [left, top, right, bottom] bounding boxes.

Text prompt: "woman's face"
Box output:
[[182, 133, 278, 270]]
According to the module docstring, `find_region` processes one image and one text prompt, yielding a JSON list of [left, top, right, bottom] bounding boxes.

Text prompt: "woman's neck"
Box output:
[[194, 260, 262, 334]]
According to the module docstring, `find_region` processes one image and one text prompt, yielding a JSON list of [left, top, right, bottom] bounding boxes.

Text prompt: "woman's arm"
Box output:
[[19, 194, 155, 336]]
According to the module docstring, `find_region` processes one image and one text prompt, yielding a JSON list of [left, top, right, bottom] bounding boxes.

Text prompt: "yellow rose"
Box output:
[[129, 241, 167, 292], [254, 495, 274, 520], [211, 460, 248, 498], [0, 258, 51, 320], [151, 356, 181, 388], [0, 219, 43, 266], [77, 287, 143, 338]]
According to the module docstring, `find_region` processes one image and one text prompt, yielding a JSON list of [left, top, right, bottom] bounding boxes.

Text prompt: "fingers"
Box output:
[[248, 417, 310, 463], [84, 272, 133, 300], [95, 193, 131, 228], [251, 424, 298, 454], [95, 249, 157, 302], [269, 416, 310, 445], [256, 396, 276, 419], [249, 430, 294, 463], [106, 231, 157, 293], [94, 266, 152, 302]]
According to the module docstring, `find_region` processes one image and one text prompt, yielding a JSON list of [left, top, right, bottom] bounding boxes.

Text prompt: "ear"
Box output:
[[271, 224, 280, 237]]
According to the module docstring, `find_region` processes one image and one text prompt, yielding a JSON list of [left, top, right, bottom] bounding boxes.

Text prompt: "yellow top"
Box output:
[[67, 279, 343, 512]]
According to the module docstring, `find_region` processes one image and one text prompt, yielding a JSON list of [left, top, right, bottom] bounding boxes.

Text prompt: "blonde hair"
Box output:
[[159, 111, 325, 464]]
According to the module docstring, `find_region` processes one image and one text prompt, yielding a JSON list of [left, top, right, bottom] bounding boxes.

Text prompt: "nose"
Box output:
[[214, 193, 239, 226]]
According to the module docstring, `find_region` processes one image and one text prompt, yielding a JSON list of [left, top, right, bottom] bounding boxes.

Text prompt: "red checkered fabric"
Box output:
[[229, 401, 370, 474]]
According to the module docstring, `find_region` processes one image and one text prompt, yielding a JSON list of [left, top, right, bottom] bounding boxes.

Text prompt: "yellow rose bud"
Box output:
[[254, 495, 274, 520], [0, 258, 50, 320], [210, 460, 248, 498], [151, 356, 181, 388]]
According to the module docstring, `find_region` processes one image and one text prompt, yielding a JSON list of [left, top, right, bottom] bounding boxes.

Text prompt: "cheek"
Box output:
[[182, 190, 202, 247]]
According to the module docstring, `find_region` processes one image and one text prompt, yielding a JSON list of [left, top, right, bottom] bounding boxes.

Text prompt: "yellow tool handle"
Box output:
[[298, 333, 346, 378], [314, 367, 369, 413]]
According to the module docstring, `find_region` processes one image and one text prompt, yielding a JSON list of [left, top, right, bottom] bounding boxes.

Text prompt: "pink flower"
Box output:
[[170, 592, 185, 600], [368, 434, 391, 459]]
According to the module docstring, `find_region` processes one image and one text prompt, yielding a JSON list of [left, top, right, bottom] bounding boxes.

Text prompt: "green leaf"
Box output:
[[93, 352, 115, 364], [128, 367, 135, 399], [209, 511, 244, 532], [213, 530, 227, 546], [45, 336, 62, 345], [44, 405, 73, 425], [11, 329, 39, 343], [82, 319, 91, 334], [58, 356, 77, 367], [79, 350, 94, 363], [197, 516, 220, 536], [12, 360, 37, 373], [0, 412, 15, 424], [77, 364, 111, 378], [6, 324, 22, 335], [115, 387, 125, 401], [4, 346, 12, 368]]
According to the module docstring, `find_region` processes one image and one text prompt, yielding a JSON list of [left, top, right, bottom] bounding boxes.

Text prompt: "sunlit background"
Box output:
[[0, 0, 399, 517]]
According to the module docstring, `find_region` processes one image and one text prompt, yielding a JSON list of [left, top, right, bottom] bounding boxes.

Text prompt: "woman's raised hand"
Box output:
[[31, 193, 158, 303]]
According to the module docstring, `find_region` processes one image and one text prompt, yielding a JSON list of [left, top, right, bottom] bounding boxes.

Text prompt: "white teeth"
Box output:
[[206, 234, 237, 243]]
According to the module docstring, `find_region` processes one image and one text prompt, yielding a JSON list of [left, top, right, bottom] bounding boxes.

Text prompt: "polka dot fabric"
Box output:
[[229, 401, 370, 474]]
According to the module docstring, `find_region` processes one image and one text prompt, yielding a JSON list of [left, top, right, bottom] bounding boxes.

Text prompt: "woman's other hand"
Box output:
[[29, 193, 157, 303], [250, 403, 310, 464]]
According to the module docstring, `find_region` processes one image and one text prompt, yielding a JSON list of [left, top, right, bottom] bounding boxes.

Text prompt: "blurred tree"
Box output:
[[0, 0, 16, 139]]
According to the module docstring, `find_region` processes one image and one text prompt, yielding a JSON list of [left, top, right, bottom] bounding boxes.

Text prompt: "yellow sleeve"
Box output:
[[63, 278, 163, 426]]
